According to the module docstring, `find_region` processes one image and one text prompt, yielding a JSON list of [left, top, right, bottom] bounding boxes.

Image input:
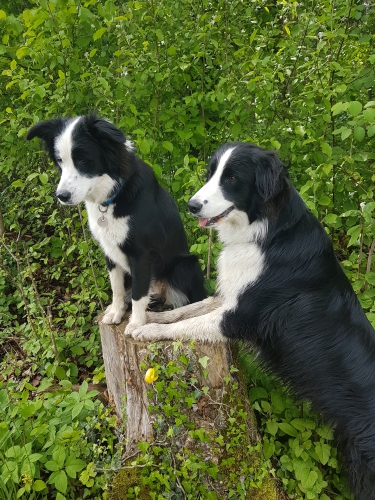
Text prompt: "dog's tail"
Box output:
[[164, 254, 207, 306]]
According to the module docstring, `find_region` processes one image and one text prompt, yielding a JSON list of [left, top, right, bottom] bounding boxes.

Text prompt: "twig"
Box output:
[[0, 240, 36, 333], [206, 228, 213, 280], [22, 241, 61, 362], [357, 218, 364, 280], [77, 205, 105, 311], [46, 305, 61, 363], [363, 237, 375, 291], [0, 211, 4, 238]]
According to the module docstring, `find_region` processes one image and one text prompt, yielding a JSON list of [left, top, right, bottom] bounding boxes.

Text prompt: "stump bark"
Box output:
[[99, 312, 278, 499]]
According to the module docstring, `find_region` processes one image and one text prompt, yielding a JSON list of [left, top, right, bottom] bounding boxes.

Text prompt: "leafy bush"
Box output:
[[242, 355, 353, 500], [0, 0, 374, 498], [0, 380, 119, 499]]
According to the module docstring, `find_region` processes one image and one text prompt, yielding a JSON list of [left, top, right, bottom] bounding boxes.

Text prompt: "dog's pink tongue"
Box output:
[[199, 218, 208, 227]]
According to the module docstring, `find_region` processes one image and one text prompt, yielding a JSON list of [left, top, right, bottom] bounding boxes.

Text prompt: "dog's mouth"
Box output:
[[198, 206, 235, 227]]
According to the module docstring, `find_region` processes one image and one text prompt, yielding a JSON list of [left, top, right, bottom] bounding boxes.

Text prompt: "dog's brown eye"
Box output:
[[228, 176, 236, 183]]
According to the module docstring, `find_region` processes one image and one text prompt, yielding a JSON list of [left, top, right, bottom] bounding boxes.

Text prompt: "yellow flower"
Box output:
[[145, 368, 158, 384]]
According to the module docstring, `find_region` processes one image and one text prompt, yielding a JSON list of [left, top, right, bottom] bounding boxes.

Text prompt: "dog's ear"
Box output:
[[26, 118, 65, 144], [85, 114, 126, 144], [255, 150, 286, 202]]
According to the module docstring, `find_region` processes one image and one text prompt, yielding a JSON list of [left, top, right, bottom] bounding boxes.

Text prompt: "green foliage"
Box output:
[[243, 355, 353, 500], [0, 379, 119, 499], [0, 0, 374, 498]]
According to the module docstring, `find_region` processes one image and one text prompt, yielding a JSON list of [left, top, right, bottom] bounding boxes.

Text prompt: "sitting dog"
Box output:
[[132, 142, 375, 499], [26, 114, 206, 334]]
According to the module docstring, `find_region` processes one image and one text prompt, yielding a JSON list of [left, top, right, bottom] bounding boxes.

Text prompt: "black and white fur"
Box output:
[[133, 142, 375, 499], [26, 114, 206, 334]]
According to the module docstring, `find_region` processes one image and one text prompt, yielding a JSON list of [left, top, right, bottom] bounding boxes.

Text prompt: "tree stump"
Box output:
[[99, 312, 278, 499]]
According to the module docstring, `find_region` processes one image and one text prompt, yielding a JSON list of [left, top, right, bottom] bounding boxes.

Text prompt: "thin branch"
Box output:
[[366, 238, 375, 276], [0, 240, 36, 333], [77, 205, 105, 311]]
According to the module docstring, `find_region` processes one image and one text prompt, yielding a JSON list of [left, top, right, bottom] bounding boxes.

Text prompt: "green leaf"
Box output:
[[331, 101, 348, 115], [45, 460, 60, 472], [72, 401, 84, 419], [321, 142, 332, 156], [300, 469, 318, 489], [162, 141, 173, 152], [363, 108, 375, 122], [347, 225, 361, 247], [16, 46, 29, 59], [152, 163, 162, 179], [315, 442, 331, 465], [54, 470, 68, 494], [318, 194, 331, 206], [323, 213, 337, 225], [249, 386, 268, 402], [38, 170, 49, 185], [266, 420, 278, 436], [33, 480, 47, 492], [17, 488, 25, 498], [368, 124, 375, 137], [53, 447, 66, 468], [0, 10, 6, 19], [79, 380, 88, 396], [270, 391, 285, 413], [348, 101, 363, 116], [28, 453, 43, 463], [198, 356, 209, 369], [139, 139, 150, 155], [341, 127, 352, 140], [66, 457, 86, 478], [354, 126, 365, 141], [278, 422, 298, 437], [155, 29, 164, 41], [263, 438, 275, 459], [93, 27, 107, 41]]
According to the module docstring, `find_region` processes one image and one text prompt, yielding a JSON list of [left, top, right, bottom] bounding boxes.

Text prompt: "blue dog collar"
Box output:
[[101, 183, 124, 207]]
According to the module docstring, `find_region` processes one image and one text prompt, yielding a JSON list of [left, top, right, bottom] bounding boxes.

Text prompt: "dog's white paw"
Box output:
[[124, 320, 145, 337], [102, 304, 126, 325], [132, 323, 171, 342]]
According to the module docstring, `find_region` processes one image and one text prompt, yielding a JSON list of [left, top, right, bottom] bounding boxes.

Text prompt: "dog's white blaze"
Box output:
[[190, 147, 236, 218], [54, 117, 91, 205], [55, 117, 80, 164]]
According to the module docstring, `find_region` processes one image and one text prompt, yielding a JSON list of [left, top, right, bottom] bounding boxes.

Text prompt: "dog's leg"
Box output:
[[133, 306, 227, 343], [146, 296, 222, 324], [102, 264, 127, 324], [124, 253, 151, 336]]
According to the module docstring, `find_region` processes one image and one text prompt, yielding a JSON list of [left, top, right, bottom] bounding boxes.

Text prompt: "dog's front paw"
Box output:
[[102, 304, 126, 325], [124, 320, 145, 337], [132, 323, 171, 342]]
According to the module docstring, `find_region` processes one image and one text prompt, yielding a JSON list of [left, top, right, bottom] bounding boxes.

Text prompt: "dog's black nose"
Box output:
[[56, 190, 71, 203], [188, 199, 203, 214]]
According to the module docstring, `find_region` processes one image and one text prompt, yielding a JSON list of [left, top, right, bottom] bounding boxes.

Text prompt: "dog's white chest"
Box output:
[[217, 243, 265, 309], [85, 202, 131, 272]]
